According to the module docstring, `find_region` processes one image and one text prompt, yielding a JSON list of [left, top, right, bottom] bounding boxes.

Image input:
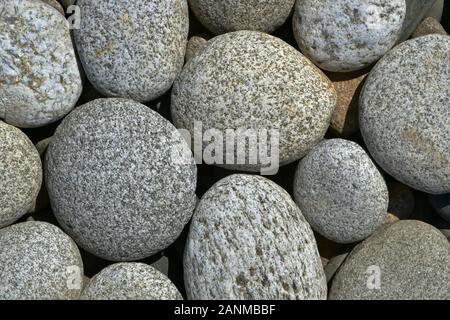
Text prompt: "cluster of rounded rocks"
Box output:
[[0, 0, 449, 300]]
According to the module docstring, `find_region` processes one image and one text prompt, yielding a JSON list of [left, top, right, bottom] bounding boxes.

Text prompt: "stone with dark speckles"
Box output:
[[81, 263, 182, 300], [184, 174, 327, 300], [412, 17, 448, 38], [360, 35, 450, 194], [45, 98, 197, 261], [294, 139, 388, 244]]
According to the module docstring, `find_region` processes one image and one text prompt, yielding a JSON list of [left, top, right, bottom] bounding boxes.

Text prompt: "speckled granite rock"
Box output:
[[387, 181, 415, 219], [412, 17, 448, 38], [293, 0, 437, 72], [184, 174, 327, 300], [428, 194, 450, 222], [329, 220, 450, 300], [324, 253, 349, 284], [185, 36, 208, 62], [0, 0, 82, 128], [81, 263, 182, 300], [172, 31, 337, 172], [383, 213, 400, 225], [294, 139, 388, 244], [0, 121, 42, 228], [41, 0, 64, 14], [45, 98, 197, 261], [188, 0, 295, 35], [73, 0, 188, 102], [29, 137, 53, 214], [0, 221, 84, 300], [326, 70, 367, 137], [360, 35, 450, 194]]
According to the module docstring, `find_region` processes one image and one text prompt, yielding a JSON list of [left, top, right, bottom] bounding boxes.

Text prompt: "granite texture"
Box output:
[[41, 0, 64, 15], [0, 0, 82, 128], [412, 17, 448, 38], [329, 220, 450, 300], [0, 221, 84, 300], [184, 174, 327, 300], [294, 139, 388, 243], [74, 0, 189, 102], [0, 121, 42, 228], [360, 35, 450, 194], [172, 31, 337, 172], [188, 0, 295, 35], [45, 98, 197, 261], [185, 36, 208, 62], [81, 263, 182, 300], [293, 0, 437, 72]]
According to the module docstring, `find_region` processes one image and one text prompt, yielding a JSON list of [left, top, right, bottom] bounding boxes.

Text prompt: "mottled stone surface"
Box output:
[[387, 181, 415, 219], [0, 121, 42, 228], [412, 17, 448, 38], [383, 213, 400, 225], [294, 139, 388, 244], [326, 70, 367, 137], [329, 220, 450, 300], [81, 263, 182, 300], [293, 0, 436, 72], [360, 35, 450, 194], [184, 174, 327, 300], [172, 31, 337, 172], [74, 0, 188, 102], [429, 194, 450, 222], [188, 0, 295, 35], [185, 36, 208, 62], [45, 98, 197, 261], [0, 0, 82, 128], [324, 253, 349, 284], [0, 221, 84, 300], [41, 0, 64, 15]]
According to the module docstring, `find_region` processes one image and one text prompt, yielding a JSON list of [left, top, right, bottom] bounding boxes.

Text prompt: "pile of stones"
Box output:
[[0, 0, 449, 300]]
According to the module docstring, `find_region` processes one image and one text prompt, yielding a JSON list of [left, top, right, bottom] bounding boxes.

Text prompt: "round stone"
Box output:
[[41, 0, 64, 15], [0, 221, 84, 300], [185, 36, 208, 62], [73, 0, 188, 102], [81, 263, 182, 300], [324, 253, 349, 284], [329, 220, 450, 300], [412, 17, 448, 38], [294, 139, 388, 244], [326, 70, 367, 137], [188, 0, 295, 35], [293, 0, 436, 72], [0, 121, 42, 228], [360, 35, 450, 194], [172, 31, 337, 172], [387, 181, 415, 219], [45, 98, 197, 261], [428, 194, 450, 222], [0, 0, 82, 128], [184, 174, 327, 300]]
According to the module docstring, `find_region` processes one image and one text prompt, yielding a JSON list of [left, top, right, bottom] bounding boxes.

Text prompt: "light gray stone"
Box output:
[[81, 263, 182, 300], [360, 35, 450, 194], [294, 139, 388, 244], [0, 221, 84, 300], [0, 121, 42, 228], [73, 0, 188, 102], [41, 0, 64, 15], [184, 174, 327, 300], [329, 220, 450, 300], [185, 36, 208, 62], [0, 0, 82, 128], [45, 98, 197, 261], [188, 0, 295, 35], [172, 31, 337, 172], [293, 0, 437, 72]]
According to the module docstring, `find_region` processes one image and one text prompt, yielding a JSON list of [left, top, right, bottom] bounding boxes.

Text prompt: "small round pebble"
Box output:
[[172, 31, 337, 172], [0, 221, 84, 300], [0, 121, 42, 228], [185, 36, 208, 62], [0, 0, 82, 128], [324, 253, 349, 284], [294, 139, 388, 244], [74, 0, 189, 102], [360, 35, 450, 194], [45, 98, 197, 261], [188, 0, 295, 35], [412, 17, 448, 38], [387, 181, 415, 219], [329, 220, 450, 300], [428, 194, 450, 222], [184, 174, 327, 300], [41, 0, 64, 15], [81, 263, 182, 300]]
